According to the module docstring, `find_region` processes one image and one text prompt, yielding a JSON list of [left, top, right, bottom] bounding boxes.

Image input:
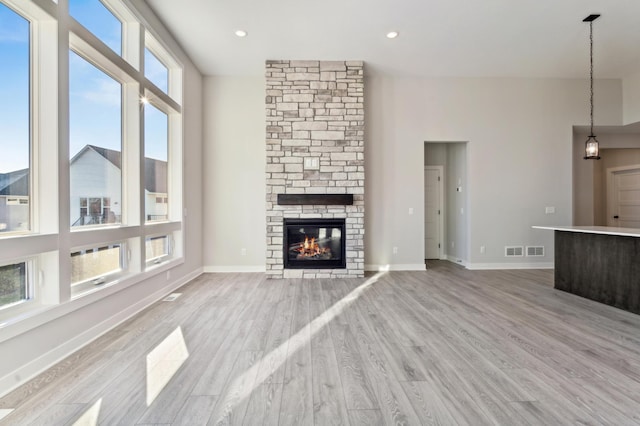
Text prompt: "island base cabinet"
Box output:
[[555, 230, 640, 315]]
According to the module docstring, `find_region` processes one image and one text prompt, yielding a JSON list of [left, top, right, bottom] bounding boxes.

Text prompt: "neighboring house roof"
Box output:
[[71, 145, 168, 193], [0, 168, 29, 196]]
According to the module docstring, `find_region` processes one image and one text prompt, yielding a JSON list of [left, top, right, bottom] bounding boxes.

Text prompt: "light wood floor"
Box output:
[[2, 261, 640, 425]]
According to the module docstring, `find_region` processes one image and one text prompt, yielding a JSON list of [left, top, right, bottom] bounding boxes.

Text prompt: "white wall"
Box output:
[[446, 143, 467, 263], [365, 76, 622, 269], [623, 72, 640, 125], [202, 75, 623, 271], [202, 76, 265, 272], [0, 1, 204, 397]]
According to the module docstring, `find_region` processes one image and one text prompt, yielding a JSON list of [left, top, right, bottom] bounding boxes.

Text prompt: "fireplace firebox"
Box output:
[[283, 218, 346, 269]]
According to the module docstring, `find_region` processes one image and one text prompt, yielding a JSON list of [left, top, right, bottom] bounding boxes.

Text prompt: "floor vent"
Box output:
[[162, 293, 182, 302], [505, 246, 524, 257], [526, 246, 545, 257]]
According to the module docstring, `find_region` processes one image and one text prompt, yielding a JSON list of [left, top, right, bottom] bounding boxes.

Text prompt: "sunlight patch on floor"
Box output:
[[146, 326, 189, 406], [71, 398, 102, 426], [211, 272, 386, 424], [0, 409, 14, 421]]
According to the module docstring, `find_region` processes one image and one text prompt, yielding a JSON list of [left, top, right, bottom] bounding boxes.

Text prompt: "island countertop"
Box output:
[[532, 225, 640, 238]]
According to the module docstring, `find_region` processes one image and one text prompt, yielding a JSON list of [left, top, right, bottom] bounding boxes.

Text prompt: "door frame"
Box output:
[[606, 164, 640, 227], [424, 166, 445, 260]]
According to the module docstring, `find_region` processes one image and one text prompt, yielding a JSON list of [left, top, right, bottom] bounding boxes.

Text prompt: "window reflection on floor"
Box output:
[[146, 326, 189, 406]]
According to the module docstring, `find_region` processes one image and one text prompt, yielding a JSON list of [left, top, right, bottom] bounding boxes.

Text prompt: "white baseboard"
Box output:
[[203, 265, 266, 273], [466, 262, 554, 270], [365, 264, 427, 272], [0, 267, 203, 399]]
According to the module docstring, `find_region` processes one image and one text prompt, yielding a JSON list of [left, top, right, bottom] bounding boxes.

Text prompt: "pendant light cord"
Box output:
[[589, 20, 594, 136]]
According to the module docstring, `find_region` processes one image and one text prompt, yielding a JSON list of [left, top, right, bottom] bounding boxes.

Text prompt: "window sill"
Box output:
[[0, 255, 184, 344]]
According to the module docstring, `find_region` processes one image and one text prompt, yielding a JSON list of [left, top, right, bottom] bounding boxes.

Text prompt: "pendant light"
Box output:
[[583, 14, 600, 160]]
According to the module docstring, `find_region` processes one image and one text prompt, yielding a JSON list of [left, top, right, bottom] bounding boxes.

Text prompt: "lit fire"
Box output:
[[296, 236, 329, 258]]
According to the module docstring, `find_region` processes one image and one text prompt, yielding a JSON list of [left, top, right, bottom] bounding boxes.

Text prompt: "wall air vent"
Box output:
[[505, 246, 524, 257], [526, 246, 545, 257], [162, 293, 182, 302]]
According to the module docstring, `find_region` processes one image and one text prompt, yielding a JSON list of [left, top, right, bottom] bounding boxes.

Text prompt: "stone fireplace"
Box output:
[[265, 60, 364, 278]]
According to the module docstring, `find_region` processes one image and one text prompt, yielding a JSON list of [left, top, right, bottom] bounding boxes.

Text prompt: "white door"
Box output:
[[608, 167, 640, 228], [425, 167, 443, 259]]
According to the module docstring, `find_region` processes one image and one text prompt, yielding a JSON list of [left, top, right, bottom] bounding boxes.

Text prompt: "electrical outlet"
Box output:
[[241, 248, 247, 256], [393, 247, 398, 255], [545, 206, 556, 214], [480, 245, 485, 254], [408, 207, 414, 215]]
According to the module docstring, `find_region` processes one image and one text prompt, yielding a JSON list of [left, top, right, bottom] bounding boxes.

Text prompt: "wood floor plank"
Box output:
[[347, 409, 384, 426], [320, 280, 379, 411], [30, 403, 86, 425], [207, 350, 263, 426], [278, 280, 314, 426], [400, 380, 460, 426], [172, 395, 218, 426], [242, 382, 283, 426], [252, 280, 297, 387], [309, 280, 350, 425]]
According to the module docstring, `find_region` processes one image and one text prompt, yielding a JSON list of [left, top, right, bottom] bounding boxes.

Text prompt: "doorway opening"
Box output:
[[424, 142, 468, 265]]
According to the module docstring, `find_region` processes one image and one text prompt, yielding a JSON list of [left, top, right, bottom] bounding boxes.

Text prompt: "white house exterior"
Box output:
[[69, 145, 168, 226], [70, 146, 122, 226], [0, 169, 29, 233]]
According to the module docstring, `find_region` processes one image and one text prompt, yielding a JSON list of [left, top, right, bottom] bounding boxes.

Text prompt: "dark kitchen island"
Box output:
[[534, 226, 640, 315]]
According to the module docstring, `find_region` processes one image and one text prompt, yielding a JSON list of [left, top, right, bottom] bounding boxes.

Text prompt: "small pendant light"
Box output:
[[583, 14, 600, 160]]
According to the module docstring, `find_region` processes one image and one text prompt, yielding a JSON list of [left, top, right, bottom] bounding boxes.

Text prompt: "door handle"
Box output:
[[614, 215, 619, 219]]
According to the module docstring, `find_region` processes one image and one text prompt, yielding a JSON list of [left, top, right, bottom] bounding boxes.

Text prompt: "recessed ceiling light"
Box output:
[[235, 30, 248, 38], [386, 31, 399, 39]]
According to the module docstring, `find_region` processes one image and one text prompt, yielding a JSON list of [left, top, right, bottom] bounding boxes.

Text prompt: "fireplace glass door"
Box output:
[[283, 218, 346, 269]]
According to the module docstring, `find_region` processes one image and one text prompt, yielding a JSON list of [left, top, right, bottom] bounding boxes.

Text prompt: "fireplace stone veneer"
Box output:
[[265, 60, 364, 279]]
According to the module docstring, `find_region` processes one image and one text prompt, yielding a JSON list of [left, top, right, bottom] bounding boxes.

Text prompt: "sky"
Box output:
[[0, 0, 170, 173], [0, 2, 29, 173]]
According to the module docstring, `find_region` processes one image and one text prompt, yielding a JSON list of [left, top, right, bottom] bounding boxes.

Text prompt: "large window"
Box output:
[[69, 0, 122, 55], [144, 103, 169, 222], [69, 50, 123, 227], [0, 3, 30, 234], [0, 0, 183, 324]]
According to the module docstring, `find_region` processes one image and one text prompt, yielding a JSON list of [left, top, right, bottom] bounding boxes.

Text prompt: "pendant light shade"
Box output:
[[583, 14, 600, 160], [584, 135, 599, 159]]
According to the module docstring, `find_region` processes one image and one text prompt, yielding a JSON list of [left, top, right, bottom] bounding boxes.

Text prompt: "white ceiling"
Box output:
[[142, 0, 640, 79]]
